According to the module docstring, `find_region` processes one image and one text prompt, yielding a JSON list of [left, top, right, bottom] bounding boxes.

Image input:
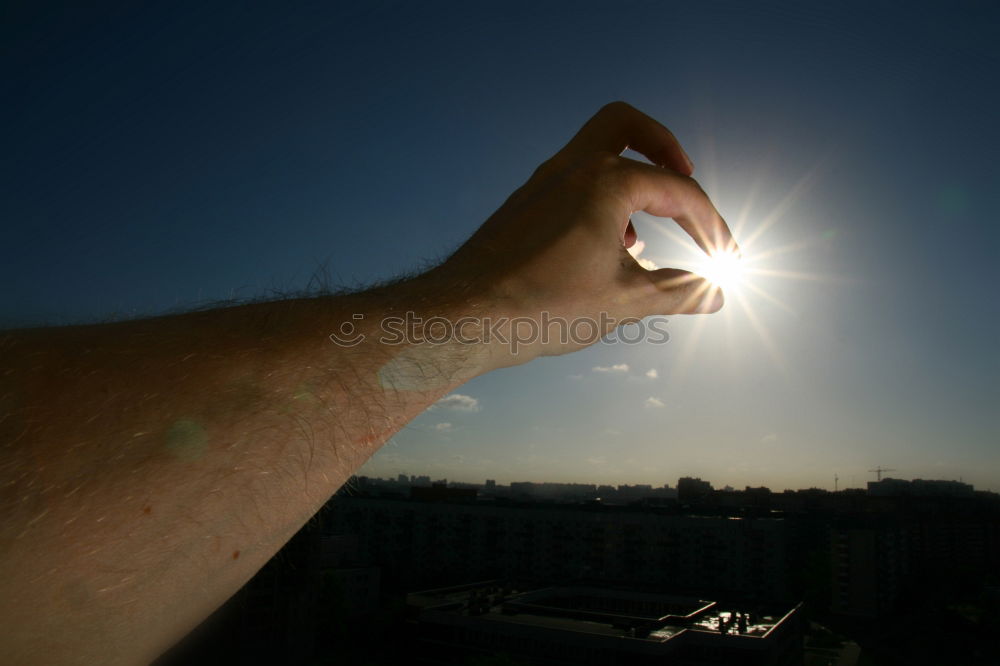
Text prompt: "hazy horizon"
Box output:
[[357, 463, 983, 495]]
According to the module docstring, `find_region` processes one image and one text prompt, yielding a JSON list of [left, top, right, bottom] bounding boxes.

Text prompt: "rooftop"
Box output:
[[408, 582, 799, 645]]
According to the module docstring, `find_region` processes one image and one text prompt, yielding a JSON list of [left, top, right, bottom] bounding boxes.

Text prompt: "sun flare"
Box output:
[[695, 250, 745, 291], [626, 153, 839, 381]]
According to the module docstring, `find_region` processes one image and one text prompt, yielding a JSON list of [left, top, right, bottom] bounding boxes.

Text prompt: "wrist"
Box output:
[[322, 272, 498, 391]]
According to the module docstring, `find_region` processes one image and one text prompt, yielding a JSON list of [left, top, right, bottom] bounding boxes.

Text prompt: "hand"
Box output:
[[432, 101, 738, 366]]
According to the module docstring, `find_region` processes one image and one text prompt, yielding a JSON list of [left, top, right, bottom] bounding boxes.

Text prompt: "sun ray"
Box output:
[[678, 280, 716, 313], [730, 160, 771, 240], [631, 147, 849, 394], [744, 237, 822, 263], [696, 119, 720, 200], [740, 156, 829, 249], [740, 281, 797, 316], [642, 216, 709, 260], [746, 267, 849, 283], [733, 290, 789, 378], [668, 303, 715, 385]]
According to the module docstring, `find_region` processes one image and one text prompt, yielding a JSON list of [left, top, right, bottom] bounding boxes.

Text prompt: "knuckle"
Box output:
[[587, 150, 621, 172], [677, 173, 708, 200], [689, 175, 709, 197], [530, 155, 564, 180], [569, 151, 616, 179], [598, 100, 634, 118], [676, 172, 698, 189], [573, 152, 625, 190]]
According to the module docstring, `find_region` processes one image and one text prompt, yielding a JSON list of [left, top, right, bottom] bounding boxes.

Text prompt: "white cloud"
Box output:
[[434, 422, 452, 432], [636, 257, 658, 270], [593, 363, 629, 373], [760, 432, 778, 443], [568, 374, 584, 380], [644, 396, 665, 409], [433, 393, 481, 412], [627, 239, 659, 270], [586, 456, 607, 466], [645, 368, 659, 379]]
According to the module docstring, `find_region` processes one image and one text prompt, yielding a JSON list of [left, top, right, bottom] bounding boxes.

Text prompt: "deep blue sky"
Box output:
[[3, 1, 998, 489]]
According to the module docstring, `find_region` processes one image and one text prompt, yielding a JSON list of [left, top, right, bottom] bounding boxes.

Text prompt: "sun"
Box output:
[[623, 153, 838, 381], [695, 249, 745, 291]]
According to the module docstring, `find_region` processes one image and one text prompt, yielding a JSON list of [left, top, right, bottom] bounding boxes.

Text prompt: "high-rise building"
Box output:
[[327, 495, 789, 600]]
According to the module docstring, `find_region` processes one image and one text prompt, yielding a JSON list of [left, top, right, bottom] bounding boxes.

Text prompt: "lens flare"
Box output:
[[696, 250, 745, 290], [627, 150, 843, 390]]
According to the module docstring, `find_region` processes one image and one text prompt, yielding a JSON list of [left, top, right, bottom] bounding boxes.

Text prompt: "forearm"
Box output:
[[1, 102, 734, 664], [0, 273, 489, 664]]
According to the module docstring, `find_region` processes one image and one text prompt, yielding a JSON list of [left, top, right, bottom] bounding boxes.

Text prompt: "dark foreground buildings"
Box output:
[[327, 493, 790, 601], [158, 475, 1000, 665], [408, 582, 803, 666]]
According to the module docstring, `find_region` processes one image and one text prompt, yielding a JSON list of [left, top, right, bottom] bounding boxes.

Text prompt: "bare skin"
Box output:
[[0, 102, 736, 664]]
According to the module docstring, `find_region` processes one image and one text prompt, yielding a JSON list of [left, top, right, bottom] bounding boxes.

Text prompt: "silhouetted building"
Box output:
[[867, 477, 974, 497], [830, 519, 909, 617], [410, 484, 477, 502], [678, 477, 714, 503], [510, 481, 599, 500], [328, 495, 789, 600], [320, 534, 381, 617]]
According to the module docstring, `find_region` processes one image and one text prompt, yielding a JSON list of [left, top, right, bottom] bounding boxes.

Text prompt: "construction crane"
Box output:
[[868, 466, 897, 481]]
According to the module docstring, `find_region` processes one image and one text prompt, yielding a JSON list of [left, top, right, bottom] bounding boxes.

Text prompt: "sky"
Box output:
[[2, 1, 998, 491]]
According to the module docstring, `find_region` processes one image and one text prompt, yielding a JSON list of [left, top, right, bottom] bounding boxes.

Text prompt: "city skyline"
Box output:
[[350, 469, 983, 494]]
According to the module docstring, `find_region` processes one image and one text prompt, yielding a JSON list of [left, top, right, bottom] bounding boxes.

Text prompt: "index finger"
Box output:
[[614, 158, 739, 256], [560, 101, 695, 176]]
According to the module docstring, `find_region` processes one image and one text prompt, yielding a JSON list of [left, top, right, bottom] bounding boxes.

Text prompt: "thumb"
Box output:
[[646, 267, 725, 314]]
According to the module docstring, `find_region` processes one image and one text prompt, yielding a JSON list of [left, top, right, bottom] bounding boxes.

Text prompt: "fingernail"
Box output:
[[682, 149, 695, 174], [705, 289, 725, 313]]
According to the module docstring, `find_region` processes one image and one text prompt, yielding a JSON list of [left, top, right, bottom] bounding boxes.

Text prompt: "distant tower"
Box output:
[[868, 466, 897, 481], [834, 474, 839, 492]]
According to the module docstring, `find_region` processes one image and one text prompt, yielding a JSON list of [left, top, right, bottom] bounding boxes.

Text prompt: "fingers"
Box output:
[[561, 101, 694, 176], [552, 102, 733, 253], [613, 158, 739, 256], [646, 268, 725, 314]]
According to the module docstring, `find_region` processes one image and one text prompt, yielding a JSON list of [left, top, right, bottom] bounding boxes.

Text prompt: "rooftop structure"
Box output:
[[408, 582, 803, 665], [867, 477, 974, 497]]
